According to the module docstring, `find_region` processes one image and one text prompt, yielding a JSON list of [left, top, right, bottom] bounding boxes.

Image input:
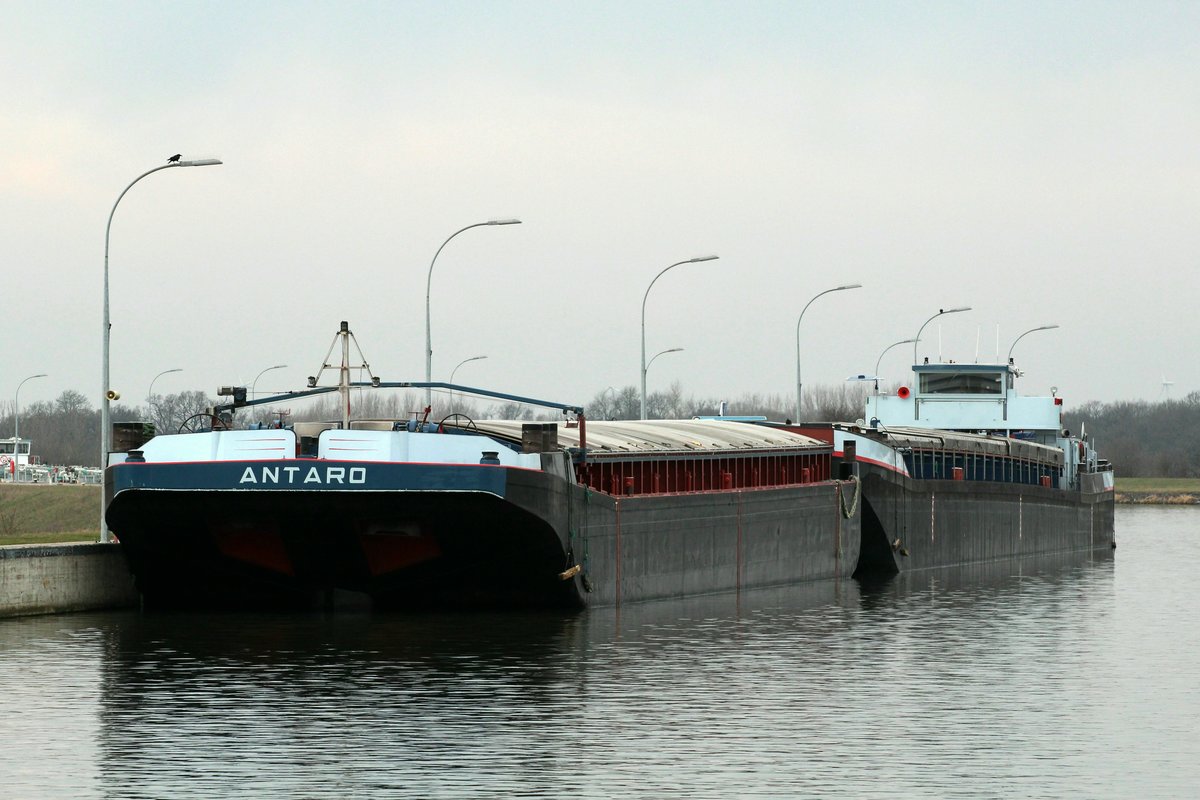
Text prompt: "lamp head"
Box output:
[[689, 255, 719, 263], [488, 218, 522, 225]]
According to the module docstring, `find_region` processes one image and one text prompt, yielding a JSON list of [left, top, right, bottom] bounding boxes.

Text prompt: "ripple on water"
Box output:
[[0, 507, 1197, 798]]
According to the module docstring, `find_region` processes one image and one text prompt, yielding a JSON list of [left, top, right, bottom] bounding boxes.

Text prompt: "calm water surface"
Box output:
[[1, 506, 1197, 798]]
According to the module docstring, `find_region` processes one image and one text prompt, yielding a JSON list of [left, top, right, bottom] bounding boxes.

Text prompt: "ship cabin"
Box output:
[[856, 362, 1107, 491], [0, 436, 33, 467], [1, 436, 35, 481]]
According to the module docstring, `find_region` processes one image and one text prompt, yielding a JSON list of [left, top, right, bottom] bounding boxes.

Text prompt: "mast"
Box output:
[[340, 321, 351, 430], [309, 320, 377, 430]]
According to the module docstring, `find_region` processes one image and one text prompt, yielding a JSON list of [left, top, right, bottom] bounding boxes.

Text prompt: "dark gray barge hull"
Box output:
[[854, 465, 1115, 577], [569, 481, 860, 607], [107, 462, 860, 611]]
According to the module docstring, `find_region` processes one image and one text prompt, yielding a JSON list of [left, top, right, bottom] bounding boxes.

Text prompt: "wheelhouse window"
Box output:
[[918, 372, 1003, 395]]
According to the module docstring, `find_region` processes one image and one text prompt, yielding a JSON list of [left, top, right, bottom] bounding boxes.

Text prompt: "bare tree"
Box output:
[[10, 379, 1197, 478], [151, 391, 221, 434], [803, 383, 869, 422]]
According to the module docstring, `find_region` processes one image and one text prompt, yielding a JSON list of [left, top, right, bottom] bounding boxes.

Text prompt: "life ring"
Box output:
[[0, 455, 9, 466]]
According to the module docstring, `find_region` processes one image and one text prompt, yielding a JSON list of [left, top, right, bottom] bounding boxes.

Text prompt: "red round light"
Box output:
[[897, 386, 911, 399]]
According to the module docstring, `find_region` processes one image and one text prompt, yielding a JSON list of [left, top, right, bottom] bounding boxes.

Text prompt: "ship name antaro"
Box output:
[[239, 465, 368, 485]]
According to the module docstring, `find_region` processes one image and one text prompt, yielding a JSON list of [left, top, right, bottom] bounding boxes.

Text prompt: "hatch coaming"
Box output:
[[123, 427, 542, 469]]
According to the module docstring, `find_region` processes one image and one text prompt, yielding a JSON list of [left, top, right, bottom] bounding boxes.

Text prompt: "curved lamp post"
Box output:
[[600, 386, 618, 420], [873, 338, 918, 394], [644, 348, 684, 418], [448, 355, 487, 410], [1007, 324, 1060, 364], [13, 373, 47, 483], [795, 284, 861, 422], [147, 368, 183, 409], [647, 347, 683, 372], [425, 219, 521, 408], [640, 255, 718, 419], [101, 156, 222, 541], [450, 355, 488, 384], [913, 306, 972, 365], [252, 364, 288, 398]]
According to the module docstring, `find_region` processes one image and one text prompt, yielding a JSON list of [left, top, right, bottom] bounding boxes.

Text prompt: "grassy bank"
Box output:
[[0, 484, 99, 545], [1114, 477, 1200, 505], [1115, 478, 1200, 494], [1108, 479, 1195, 503]]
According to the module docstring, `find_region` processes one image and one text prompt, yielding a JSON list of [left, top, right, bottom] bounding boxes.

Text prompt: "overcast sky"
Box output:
[[3, 1, 1197, 415]]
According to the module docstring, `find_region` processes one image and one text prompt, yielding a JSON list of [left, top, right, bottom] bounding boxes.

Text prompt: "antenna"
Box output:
[[974, 325, 981, 364]]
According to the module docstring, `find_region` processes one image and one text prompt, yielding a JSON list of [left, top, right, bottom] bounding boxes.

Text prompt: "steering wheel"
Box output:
[[178, 413, 230, 434], [437, 413, 479, 433]]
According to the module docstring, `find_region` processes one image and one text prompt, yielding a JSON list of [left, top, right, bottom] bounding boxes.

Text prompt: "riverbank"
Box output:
[[1114, 478, 1200, 505], [0, 542, 137, 617], [0, 484, 97, 545]]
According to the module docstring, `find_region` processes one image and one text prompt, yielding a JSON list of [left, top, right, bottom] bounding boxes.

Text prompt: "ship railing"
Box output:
[[213, 381, 588, 450], [902, 447, 1063, 487]]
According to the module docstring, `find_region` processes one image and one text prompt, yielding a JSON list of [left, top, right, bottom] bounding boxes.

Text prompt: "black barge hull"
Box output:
[[855, 465, 1115, 577], [107, 460, 860, 610]]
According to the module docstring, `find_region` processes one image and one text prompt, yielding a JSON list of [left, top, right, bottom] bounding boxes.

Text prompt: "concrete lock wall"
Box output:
[[0, 543, 139, 618]]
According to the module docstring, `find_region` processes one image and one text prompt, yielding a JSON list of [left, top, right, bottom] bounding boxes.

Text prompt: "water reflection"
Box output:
[[2, 509, 1196, 799], [95, 611, 588, 798]]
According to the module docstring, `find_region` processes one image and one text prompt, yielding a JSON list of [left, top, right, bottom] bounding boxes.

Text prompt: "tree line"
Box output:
[[1065, 391, 1200, 478], [2, 385, 1195, 477], [0, 383, 870, 467]]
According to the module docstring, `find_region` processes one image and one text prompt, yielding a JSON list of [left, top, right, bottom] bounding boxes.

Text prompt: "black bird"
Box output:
[[167, 154, 181, 163]]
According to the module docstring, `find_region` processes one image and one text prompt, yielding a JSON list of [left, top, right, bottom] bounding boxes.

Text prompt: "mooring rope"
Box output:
[[839, 474, 861, 518]]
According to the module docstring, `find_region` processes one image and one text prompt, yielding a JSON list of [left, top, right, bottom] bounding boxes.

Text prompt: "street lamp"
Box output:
[[913, 306, 972, 364], [873, 338, 918, 394], [13, 374, 47, 483], [600, 386, 618, 420], [102, 156, 222, 541], [644, 348, 683, 418], [647, 347, 683, 371], [450, 355, 488, 384], [448, 355, 488, 410], [252, 364, 288, 398], [425, 219, 521, 407], [147, 368, 183, 409], [1007, 325, 1060, 364], [795, 284, 861, 422], [640, 255, 718, 419]]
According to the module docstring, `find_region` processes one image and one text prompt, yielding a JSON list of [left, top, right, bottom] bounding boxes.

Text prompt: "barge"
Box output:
[[796, 361, 1114, 576], [104, 322, 860, 610]]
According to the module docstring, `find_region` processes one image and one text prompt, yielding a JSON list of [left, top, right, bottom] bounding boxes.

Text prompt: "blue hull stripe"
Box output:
[[110, 461, 509, 496]]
